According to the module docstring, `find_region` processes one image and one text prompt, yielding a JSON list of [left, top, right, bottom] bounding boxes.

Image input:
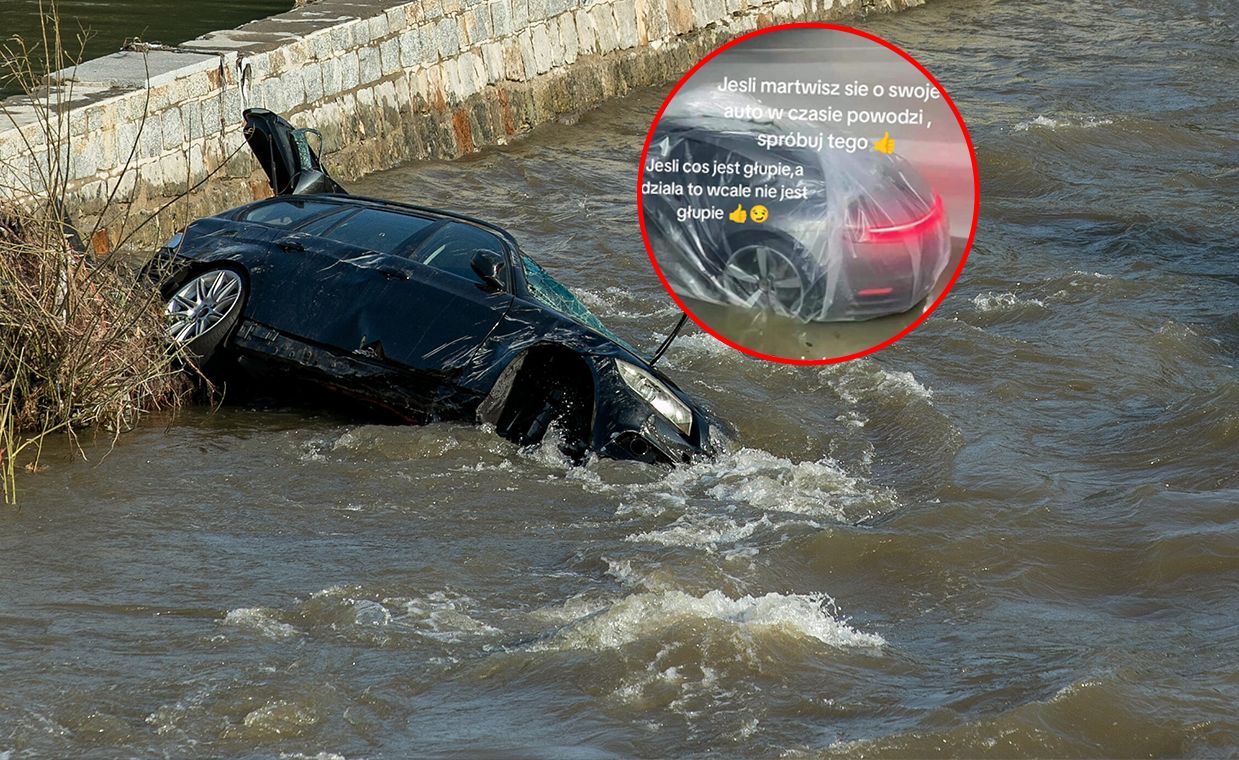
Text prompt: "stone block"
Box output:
[[184, 105, 203, 142], [591, 4, 620, 53], [503, 38, 527, 81], [71, 134, 101, 181], [220, 78, 245, 124], [642, 0, 672, 41], [160, 150, 189, 190], [490, 0, 513, 37], [481, 41, 505, 82], [529, 0, 548, 22], [359, 46, 381, 85], [411, 0, 443, 23], [367, 14, 388, 43], [558, 13, 579, 65], [161, 107, 185, 151], [575, 9, 598, 54], [381, 35, 402, 75], [517, 30, 538, 79], [511, 0, 530, 29], [188, 141, 206, 181], [462, 50, 488, 97], [303, 61, 326, 104], [341, 50, 361, 91], [330, 20, 358, 51], [693, 0, 727, 26], [400, 27, 428, 68], [311, 28, 335, 60], [531, 23, 553, 74], [385, 6, 408, 32], [464, 5, 492, 45], [613, 0, 639, 48], [200, 91, 222, 133], [436, 17, 462, 57]]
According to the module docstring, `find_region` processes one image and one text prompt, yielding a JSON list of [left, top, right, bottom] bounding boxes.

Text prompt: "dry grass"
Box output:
[[0, 3, 190, 503]]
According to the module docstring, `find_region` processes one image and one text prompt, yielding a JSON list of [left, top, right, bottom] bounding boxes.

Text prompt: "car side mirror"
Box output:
[[470, 250, 505, 291]]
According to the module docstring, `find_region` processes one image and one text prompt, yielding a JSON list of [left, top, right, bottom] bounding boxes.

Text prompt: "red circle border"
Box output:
[[636, 22, 981, 365]]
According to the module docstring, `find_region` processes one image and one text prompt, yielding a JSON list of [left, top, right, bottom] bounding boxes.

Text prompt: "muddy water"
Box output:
[[2, 0, 1238, 756]]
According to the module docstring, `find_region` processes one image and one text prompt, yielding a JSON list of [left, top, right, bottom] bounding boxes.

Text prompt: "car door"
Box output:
[[263, 209, 512, 377], [230, 201, 417, 353], [252, 206, 449, 358], [390, 221, 515, 376], [224, 198, 372, 340]]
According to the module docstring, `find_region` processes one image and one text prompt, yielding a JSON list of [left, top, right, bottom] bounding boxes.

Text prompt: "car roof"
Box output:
[[243, 193, 522, 251]]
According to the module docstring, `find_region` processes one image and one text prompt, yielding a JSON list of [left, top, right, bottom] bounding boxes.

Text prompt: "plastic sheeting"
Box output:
[[642, 91, 951, 322]]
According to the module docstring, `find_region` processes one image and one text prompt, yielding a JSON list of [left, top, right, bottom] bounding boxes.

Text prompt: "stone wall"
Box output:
[[0, 0, 922, 250]]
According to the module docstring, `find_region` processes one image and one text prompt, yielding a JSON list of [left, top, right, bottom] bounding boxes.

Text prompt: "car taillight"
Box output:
[[849, 194, 944, 244]]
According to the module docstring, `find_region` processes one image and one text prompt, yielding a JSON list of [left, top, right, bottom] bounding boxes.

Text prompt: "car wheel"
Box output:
[[721, 233, 815, 319], [164, 267, 247, 363]]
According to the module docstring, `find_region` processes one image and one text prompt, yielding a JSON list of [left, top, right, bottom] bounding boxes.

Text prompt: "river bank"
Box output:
[[0, 0, 923, 252]]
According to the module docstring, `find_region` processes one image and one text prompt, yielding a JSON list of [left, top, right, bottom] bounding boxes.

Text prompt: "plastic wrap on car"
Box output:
[[642, 90, 951, 322]]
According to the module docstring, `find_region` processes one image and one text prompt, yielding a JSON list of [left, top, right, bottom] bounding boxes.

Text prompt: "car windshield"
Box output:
[[520, 254, 639, 354]]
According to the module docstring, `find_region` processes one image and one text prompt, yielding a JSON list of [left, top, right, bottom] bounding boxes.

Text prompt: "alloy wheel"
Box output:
[[722, 244, 807, 319], [166, 269, 244, 343]]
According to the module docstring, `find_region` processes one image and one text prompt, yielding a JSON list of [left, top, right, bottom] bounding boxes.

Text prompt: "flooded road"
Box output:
[[2, 0, 1238, 756]]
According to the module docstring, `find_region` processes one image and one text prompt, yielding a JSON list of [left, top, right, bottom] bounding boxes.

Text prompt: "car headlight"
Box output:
[[615, 360, 693, 436]]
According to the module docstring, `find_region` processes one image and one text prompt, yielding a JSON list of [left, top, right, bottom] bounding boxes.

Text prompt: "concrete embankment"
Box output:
[[0, 0, 922, 249]]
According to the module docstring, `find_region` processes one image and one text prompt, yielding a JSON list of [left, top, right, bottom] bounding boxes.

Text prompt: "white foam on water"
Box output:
[[577, 286, 678, 319], [627, 514, 776, 550], [680, 447, 892, 518], [279, 753, 347, 760], [391, 590, 500, 641], [222, 607, 298, 639], [1014, 114, 1114, 131], [313, 585, 500, 640], [972, 291, 1046, 312], [603, 557, 642, 586], [242, 700, 318, 731], [351, 599, 392, 627], [537, 589, 884, 651], [829, 364, 933, 405]]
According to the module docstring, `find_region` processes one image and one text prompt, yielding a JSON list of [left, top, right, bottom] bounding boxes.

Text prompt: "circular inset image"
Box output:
[[638, 24, 978, 364]]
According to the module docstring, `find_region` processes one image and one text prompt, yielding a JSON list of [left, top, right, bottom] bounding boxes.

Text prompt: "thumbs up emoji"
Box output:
[[874, 131, 895, 154], [728, 203, 747, 223]]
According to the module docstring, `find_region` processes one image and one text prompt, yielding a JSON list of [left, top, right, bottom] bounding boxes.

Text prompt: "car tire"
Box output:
[[163, 266, 248, 365], [720, 231, 819, 320]]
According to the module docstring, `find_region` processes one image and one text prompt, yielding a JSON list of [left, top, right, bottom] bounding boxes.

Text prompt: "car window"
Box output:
[[414, 222, 507, 282], [520, 254, 637, 354], [297, 207, 358, 237], [242, 199, 339, 227], [318, 208, 437, 254]]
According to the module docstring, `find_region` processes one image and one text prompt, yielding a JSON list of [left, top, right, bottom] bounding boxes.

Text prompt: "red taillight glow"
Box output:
[[857, 287, 894, 297], [853, 194, 944, 244]]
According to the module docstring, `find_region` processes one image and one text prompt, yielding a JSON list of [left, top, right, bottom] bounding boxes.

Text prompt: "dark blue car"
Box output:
[[157, 109, 723, 464]]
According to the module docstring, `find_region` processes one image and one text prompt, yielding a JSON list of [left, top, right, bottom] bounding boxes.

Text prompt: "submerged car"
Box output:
[[642, 91, 950, 321], [157, 108, 722, 464]]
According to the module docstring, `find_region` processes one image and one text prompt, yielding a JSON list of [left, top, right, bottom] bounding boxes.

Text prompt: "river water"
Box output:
[[2, 0, 1237, 756]]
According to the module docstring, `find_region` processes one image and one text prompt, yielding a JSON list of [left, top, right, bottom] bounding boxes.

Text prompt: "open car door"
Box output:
[[243, 108, 347, 196]]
